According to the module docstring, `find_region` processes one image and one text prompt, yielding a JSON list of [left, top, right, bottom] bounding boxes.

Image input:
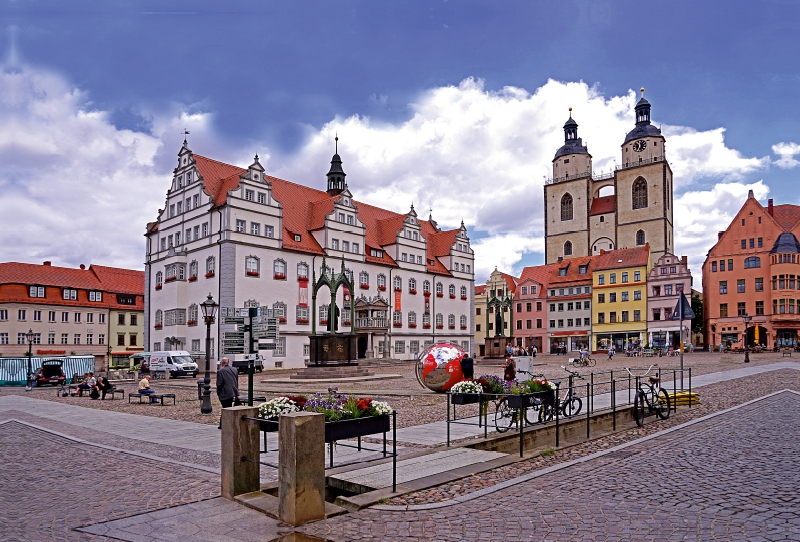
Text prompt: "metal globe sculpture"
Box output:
[[415, 342, 466, 392]]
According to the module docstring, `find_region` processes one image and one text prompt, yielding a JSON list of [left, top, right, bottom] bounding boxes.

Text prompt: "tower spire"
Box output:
[[326, 135, 346, 196]]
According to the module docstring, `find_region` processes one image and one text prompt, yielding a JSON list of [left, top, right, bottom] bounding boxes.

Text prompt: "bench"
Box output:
[[783, 349, 792, 358], [60, 384, 124, 399], [128, 392, 176, 405]]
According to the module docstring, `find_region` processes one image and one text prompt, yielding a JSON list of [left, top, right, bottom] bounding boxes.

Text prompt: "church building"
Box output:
[[544, 89, 675, 265], [144, 139, 475, 369]]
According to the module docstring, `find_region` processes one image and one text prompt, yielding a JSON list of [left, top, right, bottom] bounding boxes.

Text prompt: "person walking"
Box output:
[[532, 345, 537, 358], [607, 345, 615, 360], [216, 358, 240, 429]]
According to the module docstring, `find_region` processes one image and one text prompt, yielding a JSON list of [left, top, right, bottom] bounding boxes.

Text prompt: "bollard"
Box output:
[[220, 405, 259, 500], [197, 377, 205, 400], [278, 412, 326, 526]]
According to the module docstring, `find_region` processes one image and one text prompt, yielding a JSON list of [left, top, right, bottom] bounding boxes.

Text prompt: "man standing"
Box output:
[[216, 358, 240, 428]]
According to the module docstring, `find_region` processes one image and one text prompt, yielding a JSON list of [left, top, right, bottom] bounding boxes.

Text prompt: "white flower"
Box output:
[[371, 400, 392, 415], [450, 380, 482, 394], [258, 396, 299, 419]]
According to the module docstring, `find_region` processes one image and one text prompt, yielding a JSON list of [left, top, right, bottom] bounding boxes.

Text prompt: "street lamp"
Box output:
[[742, 313, 752, 364], [200, 293, 218, 414], [25, 328, 35, 391]]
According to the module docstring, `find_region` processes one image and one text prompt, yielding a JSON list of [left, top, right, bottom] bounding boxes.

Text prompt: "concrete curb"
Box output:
[[371, 388, 799, 511]]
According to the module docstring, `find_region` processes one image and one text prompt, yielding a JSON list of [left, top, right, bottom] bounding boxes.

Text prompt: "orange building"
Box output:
[[702, 192, 800, 350]]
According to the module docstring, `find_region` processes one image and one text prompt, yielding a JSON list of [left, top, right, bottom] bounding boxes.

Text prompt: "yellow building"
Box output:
[[592, 246, 651, 352]]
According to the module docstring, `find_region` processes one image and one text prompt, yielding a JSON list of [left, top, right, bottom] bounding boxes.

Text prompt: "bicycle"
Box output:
[[624, 365, 671, 427], [494, 371, 551, 432], [570, 355, 596, 368]]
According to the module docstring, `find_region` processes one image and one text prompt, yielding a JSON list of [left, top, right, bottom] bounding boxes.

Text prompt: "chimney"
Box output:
[[718, 231, 724, 240], [748, 189, 754, 199], [599, 249, 606, 255], [79, 264, 86, 270], [43, 261, 51, 266], [768, 199, 774, 216], [681, 255, 688, 266]]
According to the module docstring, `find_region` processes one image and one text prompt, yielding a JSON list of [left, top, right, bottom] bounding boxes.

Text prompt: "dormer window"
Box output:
[[62, 288, 77, 300], [89, 291, 102, 302], [294, 234, 301, 242], [29, 286, 45, 298]]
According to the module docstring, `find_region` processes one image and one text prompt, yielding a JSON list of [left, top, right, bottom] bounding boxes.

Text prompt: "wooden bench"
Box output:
[[128, 392, 176, 405], [782, 349, 792, 358], [60, 384, 124, 399]]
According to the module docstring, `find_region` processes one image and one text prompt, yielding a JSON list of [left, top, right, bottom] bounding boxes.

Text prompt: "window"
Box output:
[[567, 302, 573, 311], [720, 304, 728, 317], [394, 276, 402, 291], [32, 310, 41, 321], [564, 241, 573, 256], [353, 243, 360, 254], [29, 286, 45, 297], [632, 178, 648, 209], [560, 193, 573, 221], [609, 312, 617, 323], [202, 222, 209, 237], [0, 333, 6, 344], [558, 319, 564, 328], [48, 311, 56, 322], [423, 280, 430, 293], [245, 189, 254, 201], [737, 279, 745, 293], [728, 259, 733, 271], [756, 301, 764, 315], [719, 281, 727, 294], [621, 311, 629, 322], [435, 313, 443, 327], [117, 334, 125, 346], [193, 194, 199, 208], [17, 309, 26, 321], [342, 240, 350, 252], [275, 338, 286, 357], [609, 293, 617, 303], [449, 284, 456, 298], [251, 223, 260, 236], [117, 313, 125, 326], [62, 288, 77, 300], [664, 285, 673, 295], [274, 259, 286, 278], [256, 192, 267, 204], [448, 314, 455, 328], [610, 273, 617, 284], [407, 311, 417, 326], [636, 230, 645, 246], [634, 271, 641, 282], [99, 313, 106, 324], [633, 310, 641, 322], [155, 310, 163, 326], [737, 302, 747, 317], [744, 257, 761, 269], [598, 274, 605, 285], [634, 290, 641, 300], [241, 256, 259, 277], [755, 278, 764, 292], [621, 291, 629, 301], [597, 313, 605, 324], [436, 282, 443, 296], [189, 260, 198, 279], [236, 219, 246, 232], [74, 334, 81, 345], [0, 310, 5, 321], [61, 311, 69, 322], [331, 239, 339, 250], [161, 238, 167, 251], [741, 239, 746, 250], [712, 261, 717, 272], [206, 256, 215, 276], [558, 303, 564, 311], [758, 237, 763, 248], [74, 312, 81, 323], [61, 333, 68, 344], [47, 333, 55, 344], [622, 272, 629, 283], [536, 302, 543, 311]]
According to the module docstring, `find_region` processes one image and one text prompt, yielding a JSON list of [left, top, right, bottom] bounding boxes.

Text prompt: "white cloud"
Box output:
[[1, 66, 778, 285], [772, 141, 800, 169]]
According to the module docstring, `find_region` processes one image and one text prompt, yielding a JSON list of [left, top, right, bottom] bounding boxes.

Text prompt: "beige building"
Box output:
[[544, 90, 675, 266]]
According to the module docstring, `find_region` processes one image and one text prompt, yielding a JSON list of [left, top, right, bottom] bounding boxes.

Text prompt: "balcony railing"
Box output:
[[616, 156, 664, 171], [355, 317, 388, 329]]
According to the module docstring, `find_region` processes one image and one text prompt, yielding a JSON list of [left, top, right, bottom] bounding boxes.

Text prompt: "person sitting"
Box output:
[[96, 375, 114, 400], [138, 375, 158, 403], [75, 372, 96, 397]]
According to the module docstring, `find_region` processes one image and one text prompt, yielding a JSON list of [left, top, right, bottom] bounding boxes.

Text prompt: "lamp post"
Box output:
[[200, 293, 218, 414], [742, 313, 752, 364], [25, 328, 35, 391]]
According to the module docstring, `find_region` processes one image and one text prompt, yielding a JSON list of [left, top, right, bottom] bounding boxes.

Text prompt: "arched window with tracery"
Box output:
[[423, 280, 431, 293], [636, 230, 646, 246], [632, 178, 648, 209], [359, 270, 369, 288], [561, 193, 573, 221], [564, 241, 573, 256]]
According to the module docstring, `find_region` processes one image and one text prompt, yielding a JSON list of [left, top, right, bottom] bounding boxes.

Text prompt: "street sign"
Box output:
[[223, 332, 245, 340], [222, 347, 245, 354], [671, 293, 695, 320], [252, 324, 270, 332], [222, 317, 245, 325], [258, 342, 277, 350], [253, 332, 278, 340]]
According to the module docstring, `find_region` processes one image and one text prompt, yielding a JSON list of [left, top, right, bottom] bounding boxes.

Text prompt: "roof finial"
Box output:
[[182, 128, 190, 145], [569, 107, 572, 118], [640, 87, 645, 98], [335, 132, 338, 154]]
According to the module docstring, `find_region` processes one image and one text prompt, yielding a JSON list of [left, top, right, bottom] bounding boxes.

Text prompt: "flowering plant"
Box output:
[[204, 271, 215, 278], [188, 276, 198, 282], [524, 378, 553, 394], [450, 380, 483, 394], [476, 374, 508, 394], [258, 396, 299, 419]]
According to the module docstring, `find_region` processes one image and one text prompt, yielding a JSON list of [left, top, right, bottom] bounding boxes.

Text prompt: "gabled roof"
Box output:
[[90, 265, 145, 295], [176, 150, 464, 275], [589, 196, 615, 216], [0, 262, 102, 290], [518, 263, 558, 289], [593, 245, 650, 271], [772, 204, 800, 232], [475, 285, 486, 296], [549, 256, 595, 285]]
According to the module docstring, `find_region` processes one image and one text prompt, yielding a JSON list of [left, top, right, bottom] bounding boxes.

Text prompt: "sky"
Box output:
[[2, 0, 800, 286]]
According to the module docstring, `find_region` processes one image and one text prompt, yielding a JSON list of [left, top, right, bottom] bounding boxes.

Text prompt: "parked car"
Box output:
[[35, 359, 66, 387]]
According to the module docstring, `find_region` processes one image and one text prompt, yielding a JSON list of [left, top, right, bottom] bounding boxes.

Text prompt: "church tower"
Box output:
[[544, 109, 593, 263], [326, 136, 347, 196]]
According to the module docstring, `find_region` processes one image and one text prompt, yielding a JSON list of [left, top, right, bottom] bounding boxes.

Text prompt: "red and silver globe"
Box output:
[[416, 342, 466, 392]]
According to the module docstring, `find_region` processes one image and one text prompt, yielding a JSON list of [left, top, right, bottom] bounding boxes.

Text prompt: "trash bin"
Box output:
[[197, 377, 205, 400]]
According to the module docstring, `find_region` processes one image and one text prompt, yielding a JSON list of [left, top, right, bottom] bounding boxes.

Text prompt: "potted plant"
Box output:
[[449, 380, 483, 404], [155, 284, 162, 290], [205, 271, 215, 278], [409, 323, 417, 328], [461, 295, 468, 300], [378, 285, 387, 291], [274, 273, 286, 280], [246, 271, 259, 277], [409, 289, 417, 295], [450, 294, 456, 299], [188, 275, 198, 282], [360, 283, 370, 289]]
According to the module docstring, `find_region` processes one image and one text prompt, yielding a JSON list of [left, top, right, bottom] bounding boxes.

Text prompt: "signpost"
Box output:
[[671, 292, 695, 390]]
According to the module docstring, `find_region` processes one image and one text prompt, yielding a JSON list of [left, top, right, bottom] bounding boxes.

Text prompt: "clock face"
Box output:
[[632, 140, 647, 152]]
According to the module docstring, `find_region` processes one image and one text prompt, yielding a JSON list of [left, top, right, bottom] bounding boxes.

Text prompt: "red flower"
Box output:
[[287, 395, 307, 408], [357, 398, 373, 411]]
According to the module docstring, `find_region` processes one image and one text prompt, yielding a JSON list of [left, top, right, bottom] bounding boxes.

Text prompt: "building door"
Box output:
[[357, 336, 368, 359]]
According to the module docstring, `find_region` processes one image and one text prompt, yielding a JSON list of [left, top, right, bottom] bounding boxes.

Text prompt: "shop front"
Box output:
[[594, 332, 644, 353], [745, 325, 768, 348], [720, 332, 740, 349], [649, 328, 688, 349], [550, 333, 590, 353], [775, 329, 798, 349]]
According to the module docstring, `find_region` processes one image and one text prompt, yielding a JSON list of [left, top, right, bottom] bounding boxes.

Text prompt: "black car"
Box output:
[[35, 359, 66, 387]]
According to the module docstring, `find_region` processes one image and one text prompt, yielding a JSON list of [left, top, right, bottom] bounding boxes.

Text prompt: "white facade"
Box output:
[[144, 143, 475, 369]]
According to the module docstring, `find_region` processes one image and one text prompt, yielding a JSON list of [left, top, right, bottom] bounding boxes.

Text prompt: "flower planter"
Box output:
[[154, 324, 162, 329], [165, 277, 176, 283], [409, 289, 417, 295], [409, 323, 417, 328], [298, 276, 308, 281], [423, 291, 431, 297], [360, 284, 369, 289], [246, 271, 259, 277], [423, 324, 431, 329], [451, 393, 482, 405], [187, 320, 197, 326], [395, 287, 402, 292], [378, 286, 387, 291], [450, 294, 456, 299], [258, 414, 391, 442], [279, 317, 287, 323], [274, 274, 286, 280], [448, 325, 455, 329], [188, 276, 198, 282], [507, 390, 555, 409], [343, 321, 351, 326], [154, 285, 162, 290], [205, 272, 215, 278], [320, 320, 328, 325], [461, 295, 468, 300], [296, 319, 309, 324], [393, 323, 402, 327], [436, 293, 443, 298]]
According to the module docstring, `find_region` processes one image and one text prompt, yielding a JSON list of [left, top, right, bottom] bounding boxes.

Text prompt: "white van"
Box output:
[[148, 351, 199, 378]]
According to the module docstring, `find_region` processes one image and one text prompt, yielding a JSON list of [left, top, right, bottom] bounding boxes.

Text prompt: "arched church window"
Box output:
[[636, 230, 646, 246], [632, 179, 648, 210], [564, 241, 573, 256], [561, 193, 573, 221]]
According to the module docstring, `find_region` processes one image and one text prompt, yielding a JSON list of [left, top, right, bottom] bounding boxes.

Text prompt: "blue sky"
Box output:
[[3, 1, 800, 282]]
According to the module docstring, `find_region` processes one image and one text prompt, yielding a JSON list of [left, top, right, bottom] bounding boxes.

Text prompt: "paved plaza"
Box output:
[[0, 362, 798, 541]]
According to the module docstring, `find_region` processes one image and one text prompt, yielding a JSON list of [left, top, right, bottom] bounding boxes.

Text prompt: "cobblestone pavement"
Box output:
[[0, 420, 218, 541], [301, 390, 800, 541]]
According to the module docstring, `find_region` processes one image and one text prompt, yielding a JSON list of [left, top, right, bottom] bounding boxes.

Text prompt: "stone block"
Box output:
[[221, 405, 260, 500], [278, 412, 326, 525]]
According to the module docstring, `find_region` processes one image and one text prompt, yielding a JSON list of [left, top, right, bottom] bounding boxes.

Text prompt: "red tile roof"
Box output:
[[186, 150, 463, 275], [589, 196, 615, 216], [549, 256, 595, 285], [772, 204, 800, 232], [593, 245, 650, 271], [475, 285, 486, 295], [518, 263, 557, 289]]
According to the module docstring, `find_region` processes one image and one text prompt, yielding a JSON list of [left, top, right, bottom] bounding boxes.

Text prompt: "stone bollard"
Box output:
[[278, 412, 326, 525], [221, 405, 260, 500]]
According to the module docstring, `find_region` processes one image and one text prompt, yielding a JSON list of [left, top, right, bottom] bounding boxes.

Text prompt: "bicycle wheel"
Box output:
[[654, 388, 671, 420], [538, 403, 554, 423], [633, 391, 645, 427], [562, 396, 582, 418], [494, 398, 515, 433], [588, 357, 597, 367]]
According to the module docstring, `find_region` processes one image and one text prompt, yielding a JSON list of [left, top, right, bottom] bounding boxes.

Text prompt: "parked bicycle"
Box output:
[[624, 365, 671, 427], [494, 371, 551, 432], [536, 366, 584, 422], [570, 354, 597, 368]]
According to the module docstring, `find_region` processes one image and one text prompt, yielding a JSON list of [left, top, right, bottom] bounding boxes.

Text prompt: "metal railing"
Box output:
[[615, 155, 664, 170], [355, 318, 388, 329]]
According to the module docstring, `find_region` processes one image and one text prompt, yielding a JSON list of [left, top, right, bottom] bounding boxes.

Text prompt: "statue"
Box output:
[[327, 303, 341, 334], [495, 310, 502, 336]]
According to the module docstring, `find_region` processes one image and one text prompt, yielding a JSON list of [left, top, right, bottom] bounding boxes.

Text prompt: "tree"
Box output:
[[691, 293, 703, 334]]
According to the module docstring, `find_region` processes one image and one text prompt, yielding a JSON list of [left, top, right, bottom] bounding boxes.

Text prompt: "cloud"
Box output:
[[2, 65, 777, 285], [772, 141, 800, 169]]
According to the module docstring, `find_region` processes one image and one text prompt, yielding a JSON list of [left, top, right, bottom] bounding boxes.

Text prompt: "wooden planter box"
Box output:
[[451, 393, 482, 405], [258, 414, 391, 443], [507, 390, 555, 409]]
